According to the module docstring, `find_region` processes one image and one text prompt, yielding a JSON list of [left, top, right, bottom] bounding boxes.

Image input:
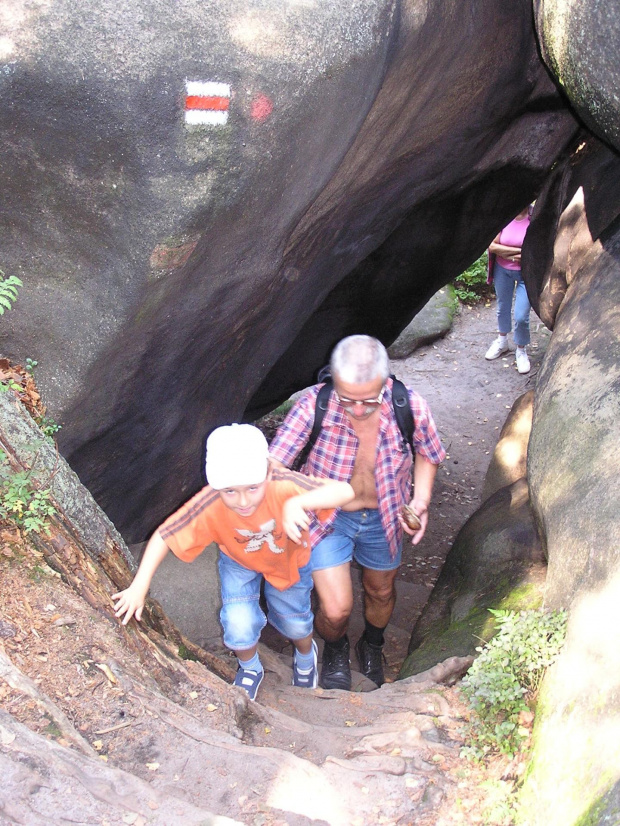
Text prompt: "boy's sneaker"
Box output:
[[233, 666, 264, 701], [320, 636, 351, 690], [355, 634, 385, 688], [292, 640, 318, 689], [485, 337, 509, 360], [515, 347, 531, 374]]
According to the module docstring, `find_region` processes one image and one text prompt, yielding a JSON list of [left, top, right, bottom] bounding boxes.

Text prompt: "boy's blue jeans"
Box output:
[[493, 263, 531, 347], [218, 552, 314, 650]]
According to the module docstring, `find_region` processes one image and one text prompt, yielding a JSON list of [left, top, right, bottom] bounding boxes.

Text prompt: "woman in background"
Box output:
[[485, 206, 531, 374]]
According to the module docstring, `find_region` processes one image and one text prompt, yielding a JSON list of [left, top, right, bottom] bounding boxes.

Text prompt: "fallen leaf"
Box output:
[[344, 720, 356, 727], [146, 762, 160, 771], [93, 740, 103, 751], [189, 690, 198, 699], [206, 703, 218, 712], [264, 727, 271, 734], [95, 663, 118, 684]]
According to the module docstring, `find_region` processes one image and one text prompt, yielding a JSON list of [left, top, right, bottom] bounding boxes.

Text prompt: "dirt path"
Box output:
[[260, 299, 551, 684], [0, 298, 551, 826], [393, 299, 550, 620]]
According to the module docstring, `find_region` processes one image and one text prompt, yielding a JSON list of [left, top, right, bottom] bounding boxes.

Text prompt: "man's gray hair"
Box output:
[[330, 335, 390, 384]]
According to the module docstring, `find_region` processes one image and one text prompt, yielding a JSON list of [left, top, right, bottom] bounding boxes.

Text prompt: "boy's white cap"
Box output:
[[205, 424, 269, 490]]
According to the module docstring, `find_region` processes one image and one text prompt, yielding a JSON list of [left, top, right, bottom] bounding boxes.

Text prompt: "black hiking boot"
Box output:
[[355, 634, 385, 687], [320, 636, 351, 690]]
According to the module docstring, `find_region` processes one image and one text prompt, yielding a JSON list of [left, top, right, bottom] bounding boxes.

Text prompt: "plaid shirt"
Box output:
[[269, 378, 445, 558]]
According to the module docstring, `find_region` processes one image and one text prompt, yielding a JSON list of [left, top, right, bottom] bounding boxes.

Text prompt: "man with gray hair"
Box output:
[[269, 335, 445, 690]]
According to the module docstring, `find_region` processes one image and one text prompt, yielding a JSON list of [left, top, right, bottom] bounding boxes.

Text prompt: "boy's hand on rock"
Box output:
[[112, 587, 146, 625]]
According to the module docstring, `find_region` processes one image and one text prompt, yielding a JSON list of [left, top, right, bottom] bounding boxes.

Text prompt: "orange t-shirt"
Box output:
[[158, 469, 331, 591]]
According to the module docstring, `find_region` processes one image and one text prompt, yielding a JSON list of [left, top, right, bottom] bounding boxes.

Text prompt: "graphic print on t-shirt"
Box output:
[[235, 519, 284, 554]]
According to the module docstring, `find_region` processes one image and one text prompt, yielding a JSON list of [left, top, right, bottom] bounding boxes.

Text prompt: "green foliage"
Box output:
[[0, 377, 22, 393], [0, 270, 22, 314], [460, 608, 568, 761], [178, 643, 199, 661], [454, 254, 492, 304], [34, 414, 62, 440], [0, 448, 56, 535], [25, 357, 38, 375]]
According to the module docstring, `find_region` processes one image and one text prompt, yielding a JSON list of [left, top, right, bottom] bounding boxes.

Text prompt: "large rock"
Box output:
[[399, 478, 546, 678], [517, 150, 620, 825], [481, 390, 533, 502], [535, 0, 620, 153], [0, 0, 578, 540], [528, 207, 620, 607], [387, 286, 457, 359], [519, 569, 620, 826]]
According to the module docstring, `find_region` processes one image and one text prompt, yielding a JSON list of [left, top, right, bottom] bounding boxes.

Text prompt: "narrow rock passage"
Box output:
[[0, 299, 551, 826]]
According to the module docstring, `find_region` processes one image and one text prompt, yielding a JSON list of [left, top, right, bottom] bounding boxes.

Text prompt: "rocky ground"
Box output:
[[0, 298, 551, 825]]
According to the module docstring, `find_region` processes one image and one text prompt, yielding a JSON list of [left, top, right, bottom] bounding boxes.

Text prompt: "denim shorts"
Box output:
[[311, 509, 402, 572], [218, 552, 314, 650]]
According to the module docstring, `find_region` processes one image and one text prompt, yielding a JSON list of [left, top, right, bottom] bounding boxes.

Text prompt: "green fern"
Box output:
[[0, 270, 22, 314]]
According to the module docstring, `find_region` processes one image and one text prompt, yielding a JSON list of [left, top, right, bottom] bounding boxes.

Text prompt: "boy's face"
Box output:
[[217, 470, 271, 518]]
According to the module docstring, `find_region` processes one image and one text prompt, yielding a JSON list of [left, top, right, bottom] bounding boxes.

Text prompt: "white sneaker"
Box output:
[[485, 337, 509, 360], [516, 348, 530, 374]]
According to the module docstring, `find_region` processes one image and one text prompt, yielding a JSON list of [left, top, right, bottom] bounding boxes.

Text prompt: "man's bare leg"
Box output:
[[312, 563, 353, 640], [361, 567, 398, 628], [312, 563, 353, 689], [355, 566, 399, 687]]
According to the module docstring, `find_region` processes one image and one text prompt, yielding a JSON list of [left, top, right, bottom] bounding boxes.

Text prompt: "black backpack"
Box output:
[[292, 370, 415, 471]]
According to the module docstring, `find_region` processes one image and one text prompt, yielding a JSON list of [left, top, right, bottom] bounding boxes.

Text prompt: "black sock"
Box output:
[[325, 634, 348, 650], [364, 621, 385, 647]]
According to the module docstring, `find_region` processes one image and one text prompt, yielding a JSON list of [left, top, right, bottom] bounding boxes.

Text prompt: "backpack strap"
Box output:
[[293, 373, 415, 470], [291, 380, 332, 471], [389, 375, 415, 455]]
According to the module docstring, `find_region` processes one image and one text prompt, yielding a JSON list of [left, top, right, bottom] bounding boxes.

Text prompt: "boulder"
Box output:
[[519, 569, 620, 826], [528, 211, 620, 607], [535, 0, 620, 153], [387, 286, 457, 360], [399, 478, 546, 678], [481, 390, 533, 503], [518, 149, 620, 826], [0, 0, 578, 540]]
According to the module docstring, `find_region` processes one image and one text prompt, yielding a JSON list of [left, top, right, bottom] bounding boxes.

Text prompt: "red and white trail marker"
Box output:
[[184, 81, 231, 126]]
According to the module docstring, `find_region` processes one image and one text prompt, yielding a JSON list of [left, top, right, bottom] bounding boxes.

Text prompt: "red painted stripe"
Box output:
[[185, 95, 230, 112]]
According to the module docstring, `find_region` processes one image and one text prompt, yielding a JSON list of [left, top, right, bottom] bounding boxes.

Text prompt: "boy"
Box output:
[[112, 423, 354, 701]]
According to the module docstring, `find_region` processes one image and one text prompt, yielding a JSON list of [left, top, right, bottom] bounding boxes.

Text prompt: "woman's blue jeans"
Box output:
[[493, 263, 531, 347]]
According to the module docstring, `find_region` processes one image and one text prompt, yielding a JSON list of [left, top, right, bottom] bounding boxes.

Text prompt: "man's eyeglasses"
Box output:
[[335, 385, 386, 410]]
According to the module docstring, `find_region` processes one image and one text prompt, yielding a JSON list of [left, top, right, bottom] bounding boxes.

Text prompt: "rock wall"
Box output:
[[0, 0, 577, 540]]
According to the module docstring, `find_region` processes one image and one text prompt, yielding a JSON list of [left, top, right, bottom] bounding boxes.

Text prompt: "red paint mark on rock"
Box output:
[[186, 95, 229, 112], [250, 93, 273, 122]]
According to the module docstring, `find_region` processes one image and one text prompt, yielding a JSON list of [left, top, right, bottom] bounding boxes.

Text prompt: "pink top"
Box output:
[[496, 214, 530, 270]]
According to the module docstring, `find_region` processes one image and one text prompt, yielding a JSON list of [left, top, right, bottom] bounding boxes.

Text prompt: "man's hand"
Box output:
[[282, 497, 310, 544], [398, 499, 429, 545]]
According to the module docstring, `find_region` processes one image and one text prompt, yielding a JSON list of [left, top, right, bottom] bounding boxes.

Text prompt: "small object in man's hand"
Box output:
[[401, 505, 421, 531]]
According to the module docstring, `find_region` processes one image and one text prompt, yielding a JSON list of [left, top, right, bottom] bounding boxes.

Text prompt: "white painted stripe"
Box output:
[[185, 80, 230, 98], [185, 109, 229, 126]]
